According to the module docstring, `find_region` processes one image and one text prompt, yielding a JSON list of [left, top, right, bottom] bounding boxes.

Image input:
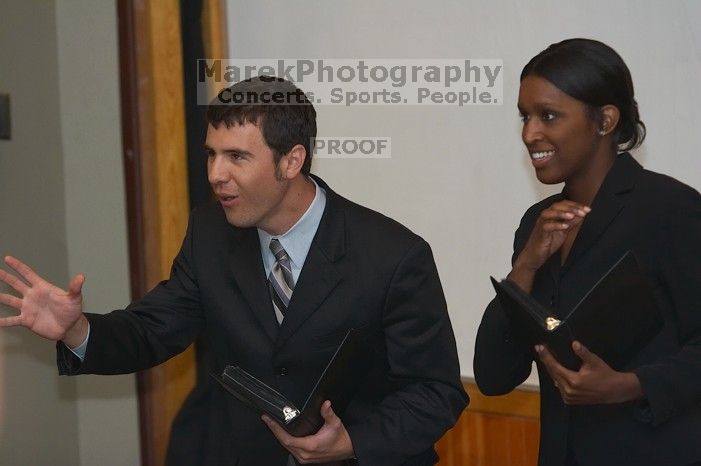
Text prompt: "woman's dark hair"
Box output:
[[521, 38, 645, 152]]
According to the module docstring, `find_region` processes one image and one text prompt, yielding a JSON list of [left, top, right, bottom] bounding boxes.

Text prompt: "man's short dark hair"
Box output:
[[207, 76, 317, 175]]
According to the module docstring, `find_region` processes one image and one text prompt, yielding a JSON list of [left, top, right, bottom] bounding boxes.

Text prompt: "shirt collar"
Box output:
[[257, 177, 327, 269]]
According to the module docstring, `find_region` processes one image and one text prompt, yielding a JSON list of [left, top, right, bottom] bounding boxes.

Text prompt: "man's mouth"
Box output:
[[217, 194, 239, 206]]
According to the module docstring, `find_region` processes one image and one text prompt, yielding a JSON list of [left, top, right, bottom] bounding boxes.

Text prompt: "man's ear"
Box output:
[[280, 144, 307, 179], [599, 104, 620, 136]]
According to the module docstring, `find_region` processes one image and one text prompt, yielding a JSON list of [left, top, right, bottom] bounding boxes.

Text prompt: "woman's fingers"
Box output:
[[541, 203, 590, 221], [541, 221, 574, 232]]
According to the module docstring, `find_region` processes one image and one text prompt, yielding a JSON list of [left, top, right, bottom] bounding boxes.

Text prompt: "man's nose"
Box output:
[[207, 155, 229, 184]]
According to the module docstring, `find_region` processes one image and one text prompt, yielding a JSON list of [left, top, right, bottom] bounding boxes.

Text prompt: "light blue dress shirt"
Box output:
[[257, 178, 326, 283]]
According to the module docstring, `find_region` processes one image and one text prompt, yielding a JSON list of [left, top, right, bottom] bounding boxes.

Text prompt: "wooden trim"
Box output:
[[202, 0, 229, 101], [435, 379, 540, 466], [117, 2, 152, 464], [135, 0, 195, 464], [464, 379, 540, 419], [117, 0, 146, 302], [119, 1, 196, 465], [202, 0, 228, 59], [118, 1, 231, 464]]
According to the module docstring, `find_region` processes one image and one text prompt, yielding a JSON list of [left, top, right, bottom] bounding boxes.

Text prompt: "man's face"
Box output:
[[205, 122, 289, 232]]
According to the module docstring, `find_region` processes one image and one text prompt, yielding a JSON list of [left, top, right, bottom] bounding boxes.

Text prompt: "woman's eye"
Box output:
[[519, 114, 529, 123], [541, 112, 556, 121]]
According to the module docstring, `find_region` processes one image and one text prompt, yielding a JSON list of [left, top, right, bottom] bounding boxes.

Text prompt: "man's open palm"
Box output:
[[0, 256, 85, 342]]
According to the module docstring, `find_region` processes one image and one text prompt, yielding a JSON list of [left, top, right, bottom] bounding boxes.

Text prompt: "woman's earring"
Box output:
[[598, 128, 607, 136]]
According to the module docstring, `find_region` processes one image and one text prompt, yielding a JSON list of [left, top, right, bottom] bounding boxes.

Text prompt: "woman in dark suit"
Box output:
[[474, 38, 701, 466]]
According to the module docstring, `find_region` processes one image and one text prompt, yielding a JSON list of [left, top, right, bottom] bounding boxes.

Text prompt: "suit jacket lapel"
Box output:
[[227, 227, 279, 343], [275, 177, 346, 352], [562, 153, 641, 272]]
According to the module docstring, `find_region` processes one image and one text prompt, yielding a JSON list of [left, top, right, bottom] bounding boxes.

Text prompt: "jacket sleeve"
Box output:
[[473, 298, 534, 395], [473, 206, 538, 395], [633, 185, 701, 426], [345, 239, 468, 466], [58, 212, 204, 375]]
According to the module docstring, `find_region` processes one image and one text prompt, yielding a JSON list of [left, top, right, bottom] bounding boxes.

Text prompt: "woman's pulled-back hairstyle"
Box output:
[[521, 38, 646, 152]]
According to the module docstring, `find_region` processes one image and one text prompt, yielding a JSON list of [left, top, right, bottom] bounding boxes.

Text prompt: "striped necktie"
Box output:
[[268, 239, 295, 324]]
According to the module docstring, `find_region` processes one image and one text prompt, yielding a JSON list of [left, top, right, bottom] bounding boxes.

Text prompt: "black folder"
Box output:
[[491, 251, 663, 370], [213, 328, 368, 437]]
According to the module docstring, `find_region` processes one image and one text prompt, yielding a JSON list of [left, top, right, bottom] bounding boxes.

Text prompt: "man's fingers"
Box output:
[[262, 415, 295, 445], [319, 400, 342, 428], [4, 256, 42, 286], [0, 268, 29, 294], [68, 274, 85, 297], [0, 292, 23, 310], [262, 414, 312, 462], [320, 400, 334, 420], [0, 315, 22, 327]]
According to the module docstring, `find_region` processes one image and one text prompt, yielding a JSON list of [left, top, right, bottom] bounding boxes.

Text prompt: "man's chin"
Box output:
[[223, 211, 256, 229]]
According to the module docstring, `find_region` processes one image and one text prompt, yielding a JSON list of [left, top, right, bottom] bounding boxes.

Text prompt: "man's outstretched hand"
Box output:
[[0, 256, 88, 347], [262, 400, 355, 464]]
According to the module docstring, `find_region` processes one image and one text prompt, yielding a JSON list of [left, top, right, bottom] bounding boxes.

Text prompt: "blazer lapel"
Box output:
[[275, 178, 346, 352], [227, 227, 279, 343], [562, 154, 641, 272]]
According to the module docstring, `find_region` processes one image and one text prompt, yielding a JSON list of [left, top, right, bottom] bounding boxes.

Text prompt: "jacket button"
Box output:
[[277, 366, 288, 376]]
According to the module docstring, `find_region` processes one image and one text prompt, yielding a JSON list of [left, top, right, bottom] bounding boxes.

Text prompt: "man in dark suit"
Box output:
[[0, 76, 467, 465]]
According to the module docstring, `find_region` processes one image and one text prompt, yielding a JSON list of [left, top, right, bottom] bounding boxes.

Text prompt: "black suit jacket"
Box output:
[[474, 154, 701, 466], [58, 176, 468, 466]]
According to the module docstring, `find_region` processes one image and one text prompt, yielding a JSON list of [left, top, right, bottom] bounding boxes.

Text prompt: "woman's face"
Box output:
[[518, 75, 603, 185]]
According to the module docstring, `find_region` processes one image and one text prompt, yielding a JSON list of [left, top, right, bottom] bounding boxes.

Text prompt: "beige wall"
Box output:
[[0, 2, 79, 464], [0, 1, 139, 465], [56, 1, 140, 465]]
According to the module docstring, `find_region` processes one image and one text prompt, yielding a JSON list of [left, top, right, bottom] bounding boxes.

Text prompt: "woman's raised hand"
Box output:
[[508, 201, 590, 292]]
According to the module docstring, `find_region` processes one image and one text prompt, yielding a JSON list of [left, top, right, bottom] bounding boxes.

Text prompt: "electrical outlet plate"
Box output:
[[0, 94, 10, 140]]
